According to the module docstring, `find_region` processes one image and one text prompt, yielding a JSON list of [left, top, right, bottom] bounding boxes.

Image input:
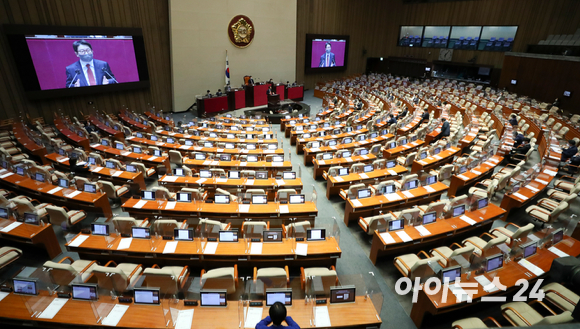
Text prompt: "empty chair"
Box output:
[[113, 216, 149, 236], [490, 223, 534, 244], [99, 180, 130, 207], [241, 221, 269, 236], [394, 251, 443, 279], [469, 179, 498, 199], [92, 261, 143, 293], [200, 265, 238, 293], [254, 266, 289, 289], [300, 266, 338, 293], [246, 189, 267, 197], [535, 193, 576, 212], [395, 174, 418, 190], [542, 282, 579, 312], [431, 244, 475, 268], [358, 213, 392, 235], [46, 205, 86, 228], [391, 208, 421, 225], [216, 188, 238, 202], [12, 197, 51, 219], [131, 162, 156, 178], [283, 221, 311, 237], [142, 264, 189, 295], [452, 317, 503, 329], [431, 164, 454, 181], [179, 188, 206, 201], [340, 183, 367, 199], [43, 256, 97, 285], [552, 175, 580, 194], [417, 200, 448, 217], [198, 218, 230, 233], [210, 168, 226, 177], [152, 186, 176, 200], [0, 246, 22, 270], [397, 152, 416, 167], [168, 150, 183, 165], [463, 234, 507, 256], [501, 301, 574, 326], [526, 201, 568, 225], [276, 189, 297, 202], [547, 185, 580, 202]]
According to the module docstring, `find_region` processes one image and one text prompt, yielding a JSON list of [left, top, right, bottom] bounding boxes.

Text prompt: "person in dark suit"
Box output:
[[440, 118, 450, 138], [248, 76, 255, 85], [256, 302, 300, 329], [420, 109, 430, 125], [224, 85, 231, 92], [215, 89, 223, 96], [561, 140, 578, 162], [397, 107, 408, 119], [66, 40, 116, 88], [387, 114, 397, 126], [561, 152, 580, 174], [319, 42, 336, 67], [509, 114, 518, 127], [69, 157, 90, 174], [513, 132, 524, 147], [205, 90, 212, 98], [267, 86, 274, 96], [507, 138, 531, 163]]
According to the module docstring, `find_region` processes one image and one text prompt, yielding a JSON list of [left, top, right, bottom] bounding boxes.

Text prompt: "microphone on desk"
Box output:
[[101, 67, 118, 83], [68, 70, 81, 88]]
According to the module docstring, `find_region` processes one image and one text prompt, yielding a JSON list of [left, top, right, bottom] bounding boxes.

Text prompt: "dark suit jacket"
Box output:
[[66, 59, 116, 88], [509, 118, 518, 126], [441, 121, 450, 136], [319, 52, 336, 67], [513, 134, 524, 147], [515, 143, 531, 155], [387, 118, 397, 125], [397, 110, 407, 119], [561, 146, 578, 161]]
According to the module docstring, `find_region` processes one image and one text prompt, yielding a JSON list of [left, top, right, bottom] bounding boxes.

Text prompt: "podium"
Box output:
[[227, 88, 246, 110], [267, 94, 281, 109], [244, 83, 271, 107]]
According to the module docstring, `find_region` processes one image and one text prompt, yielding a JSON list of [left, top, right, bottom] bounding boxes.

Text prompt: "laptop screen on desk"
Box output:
[[195, 154, 206, 160], [387, 160, 396, 169], [174, 228, 193, 241], [330, 286, 356, 304], [219, 230, 238, 242], [452, 205, 465, 217], [35, 173, 45, 182], [220, 154, 231, 161], [200, 290, 227, 307], [72, 284, 98, 301], [553, 229, 564, 244], [132, 227, 150, 239], [215, 195, 230, 204], [0, 207, 8, 219], [176, 192, 191, 202], [388, 219, 404, 232], [486, 254, 503, 272], [256, 171, 268, 179], [339, 168, 349, 176], [263, 230, 283, 242], [91, 223, 109, 236], [357, 188, 371, 199], [126, 165, 136, 173], [142, 190, 155, 200], [266, 289, 292, 306], [477, 198, 489, 210], [115, 143, 124, 150], [283, 172, 296, 180], [84, 183, 96, 193], [441, 266, 461, 283], [422, 212, 437, 225], [307, 229, 325, 241], [425, 175, 437, 185], [289, 194, 305, 204], [404, 180, 418, 190], [248, 155, 258, 162], [199, 170, 211, 178], [252, 195, 267, 204], [382, 184, 395, 195], [328, 140, 337, 147], [323, 153, 333, 160], [134, 288, 160, 305], [153, 149, 162, 156], [387, 142, 396, 149], [105, 161, 115, 169], [23, 212, 39, 225], [13, 278, 37, 295], [133, 147, 142, 153], [523, 241, 537, 258], [228, 171, 240, 179], [364, 165, 373, 173], [174, 168, 184, 176]]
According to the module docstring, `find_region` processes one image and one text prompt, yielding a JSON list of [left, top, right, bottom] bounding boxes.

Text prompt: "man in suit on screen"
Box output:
[[319, 42, 336, 67], [65, 40, 117, 88]]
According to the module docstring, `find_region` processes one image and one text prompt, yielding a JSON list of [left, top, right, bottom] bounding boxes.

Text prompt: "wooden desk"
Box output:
[[117, 111, 152, 133], [313, 154, 377, 180], [410, 235, 580, 327], [296, 128, 368, 154], [397, 114, 423, 135], [0, 169, 113, 219], [458, 126, 480, 151], [44, 153, 147, 194], [126, 136, 283, 157], [53, 118, 90, 151], [89, 116, 124, 141], [323, 165, 407, 198], [303, 133, 393, 165], [447, 155, 504, 197], [285, 118, 330, 138], [369, 204, 506, 264], [158, 176, 303, 201], [154, 129, 279, 145], [0, 219, 62, 258], [183, 159, 292, 175], [499, 166, 558, 218], [383, 140, 425, 159], [290, 124, 347, 145], [90, 144, 171, 171], [144, 111, 174, 127], [343, 182, 449, 225], [12, 123, 48, 164], [411, 147, 461, 173], [67, 233, 340, 269], [121, 198, 317, 228], [0, 292, 380, 329]]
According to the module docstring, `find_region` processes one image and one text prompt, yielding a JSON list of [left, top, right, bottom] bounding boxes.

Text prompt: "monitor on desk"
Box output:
[[330, 286, 356, 304], [511, 182, 521, 193], [266, 288, 292, 306], [252, 195, 268, 204], [345, 127, 353, 133], [87, 157, 97, 166], [420, 152, 428, 160], [58, 148, 67, 156], [23, 212, 39, 225], [322, 153, 333, 160], [72, 284, 98, 301], [91, 223, 109, 236], [246, 134, 254, 139], [247, 155, 258, 162], [328, 140, 337, 147], [16, 166, 25, 176], [228, 170, 240, 179], [403, 179, 419, 191], [142, 190, 155, 200], [0, 207, 9, 219], [173, 168, 184, 176], [176, 192, 192, 202], [382, 184, 395, 195], [225, 143, 235, 149], [364, 164, 373, 173], [35, 172, 45, 183], [136, 132, 143, 138], [388, 218, 404, 232], [105, 161, 116, 169], [226, 134, 235, 139], [204, 142, 213, 148], [195, 153, 206, 160], [185, 140, 193, 146], [307, 228, 326, 241], [264, 134, 273, 140], [485, 254, 503, 272], [101, 139, 109, 146], [433, 147, 441, 155], [13, 278, 37, 296], [357, 188, 371, 199], [263, 229, 283, 242], [153, 149, 162, 156], [425, 175, 437, 186], [311, 141, 320, 149], [289, 194, 305, 204], [386, 160, 396, 169], [1, 160, 9, 169], [302, 133, 311, 139], [458, 166, 467, 174], [283, 172, 296, 180], [209, 133, 217, 138], [220, 154, 231, 161], [343, 138, 352, 145], [133, 146, 142, 154], [477, 198, 489, 210], [411, 135, 418, 142], [553, 229, 564, 244], [523, 241, 537, 258], [199, 170, 211, 178], [272, 156, 284, 163], [166, 138, 175, 144], [452, 204, 466, 217], [339, 168, 349, 176], [370, 132, 378, 139], [134, 288, 160, 305], [215, 194, 230, 204], [174, 228, 193, 241], [132, 227, 150, 239], [296, 126, 303, 131], [84, 183, 97, 193], [256, 171, 268, 179], [247, 144, 256, 150], [151, 135, 158, 141], [422, 211, 437, 225], [441, 266, 462, 283], [399, 138, 408, 146], [219, 230, 238, 242], [387, 141, 396, 149], [342, 151, 352, 158], [115, 142, 124, 150], [358, 149, 369, 156], [200, 290, 227, 307]]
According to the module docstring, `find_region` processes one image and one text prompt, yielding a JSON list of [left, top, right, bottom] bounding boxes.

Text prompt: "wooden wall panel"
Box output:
[[297, 0, 580, 89], [0, 0, 171, 121]]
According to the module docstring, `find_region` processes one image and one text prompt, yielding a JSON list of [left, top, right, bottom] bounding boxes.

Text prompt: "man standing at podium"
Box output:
[[319, 42, 336, 67]]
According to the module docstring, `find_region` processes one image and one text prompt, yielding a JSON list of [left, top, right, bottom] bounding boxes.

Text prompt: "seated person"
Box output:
[[69, 157, 91, 174], [559, 151, 580, 174], [561, 140, 578, 162], [387, 114, 397, 126], [396, 108, 408, 119], [509, 114, 518, 127], [420, 109, 429, 125], [440, 118, 450, 138], [513, 132, 524, 147], [507, 137, 531, 163], [215, 89, 223, 96], [256, 302, 299, 329], [205, 90, 212, 98]]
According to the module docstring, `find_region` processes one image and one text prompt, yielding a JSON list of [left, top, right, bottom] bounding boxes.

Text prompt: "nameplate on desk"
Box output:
[[67, 190, 82, 198], [165, 202, 176, 210], [275, 179, 285, 186], [179, 146, 190, 150], [433, 155, 443, 160], [518, 259, 545, 276], [134, 200, 148, 209], [310, 148, 320, 152], [58, 157, 69, 163], [396, 231, 412, 242], [175, 309, 195, 329], [148, 156, 158, 161], [351, 199, 363, 207], [415, 225, 431, 237], [240, 162, 247, 167], [48, 187, 63, 194], [279, 205, 289, 214], [448, 283, 471, 302], [525, 186, 540, 193], [239, 204, 250, 213], [38, 298, 68, 319], [474, 275, 499, 292], [387, 170, 398, 176], [117, 238, 132, 250], [120, 151, 131, 156], [295, 243, 308, 256], [512, 192, 528, 201], [315, 306, 332, 327], [344, 157, 353, 162], [545, 169, 557, 176], [417, 160, 427, 165], [246, 179, 255, 185], [333, 176, 343, 182], [471, 170, 482, 175], [250, 242, 263, 255], [534, 178, 548, 185], [361, 155, 369, 159], [163, 176, 178, 182], [90, 143, 101, 148], [101, 304, 129, 327], [163, 241, 178, 254], [272, 162, 283, 167], [93, 167, 104, 172], [424, 186, 436, 193], [548, 246, 569, 258], [460, 215, 477, 226], [379, 232, 395, 244], [216, 178, 228, 183], [457, 174, 469, 181], [112, 171, 124, 177], [204, 241, 218, 254], [359, 173, 369, 179], [0, 222, 22, 233], [196, 178, 207, 184], [384, 193, 402, 202], [402, 191, 414, 198]]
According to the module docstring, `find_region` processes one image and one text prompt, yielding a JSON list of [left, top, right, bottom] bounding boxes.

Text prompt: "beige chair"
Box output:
[[168, 150, 183, 165], [155, 219, 187, 236], [254, 266, 289, 289], [283, 221, 311, 237], [469, 179, 498, 199], [46, 205, 86, 228], [11, 197, 51, 219], [417, 200, 447, 218], [113, 216, 149, 236], [431, 244, 475, 268], [490, 223, 535, 244], [276, 189, 297, 202], [452, 317, 503, 329], [552, 176, 580, 194], [547, 185, 580, 201], [339, 183, 367, 199], [179, 188, 206, 201], [394, 251, 443, 279], [395, 174, 419, 190], [198, 218, 229, 234], [300, 266, 338, 293], [358, 213, 391, 235], [43, 256, 97, 285], [535, 193, 577, 212], [152, 186, 176, 200], [431, 164, 454, 182], [241, 221, 269, 236], [98, 180, 130, 207], [131, 162, 156, 178], [463, 234, 507, 256], [525, 201, 568, 225], [0, 246, 22, 270], [501, 301, 574, 326], [372, 180, 396, 195], [216, 188, 238, 202], [200, 265, 238, 293], [92, 261, 143, 293], [142, 264, 189, 295], [542, 282, 579, 312], [397, 152, 417, 167]]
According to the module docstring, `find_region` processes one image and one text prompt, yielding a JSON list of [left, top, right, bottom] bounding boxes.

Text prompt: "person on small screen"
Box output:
[[66, 40, 116, 88], [319, 42, 336, 67], [256, 302, 299, 329]]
